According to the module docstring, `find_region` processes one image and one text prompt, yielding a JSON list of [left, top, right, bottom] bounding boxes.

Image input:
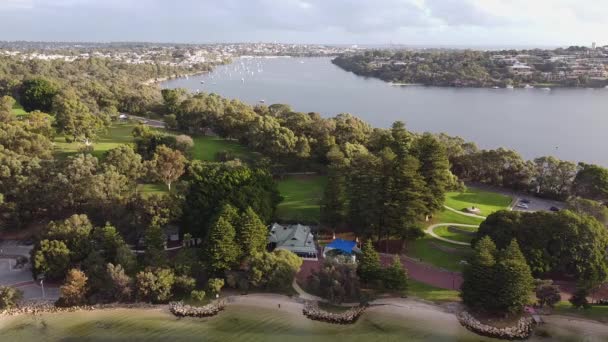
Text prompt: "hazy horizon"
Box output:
[[0, 0, 605, 47]]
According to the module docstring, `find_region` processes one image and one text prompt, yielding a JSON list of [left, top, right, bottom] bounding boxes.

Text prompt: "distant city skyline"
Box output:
[[0, 0, 605, 47]]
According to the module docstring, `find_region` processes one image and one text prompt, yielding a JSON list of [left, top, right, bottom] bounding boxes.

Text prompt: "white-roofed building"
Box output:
[[268, 223, 318, 260]]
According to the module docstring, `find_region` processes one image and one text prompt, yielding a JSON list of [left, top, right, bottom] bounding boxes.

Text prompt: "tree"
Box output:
[[383, 256, 408, 291], [569, 288, 590, 309], [205, 216, 239, 275], [494, 240, 534, 314], [567, 197, 608, 225], [237, 207, 268, 259], [135, 268, 175, 303], [248, 250, 302, 291], [207, 278, 225, 297], [572, 163, 608, 201], [149, 145, 186, 191], [0, 286, 23, 309], [52, 89, 105, 145], [461, 236, 498, 311], [536, 282, 561, 308], [58, 268, 88, 307], [106, 263, 133, 302], [308, 257, 360, 304], [414, 133, 451, 214], [45, 214, 93, 261], [0, 95, 16, 122], [476, 210, 608, 286], [357, 240, 381, 283], [103, 145, 144, 180], [144, 223, 167, 268], [320, 165, 347, 228], [32, 239, 71, 280], [19, 78, 58, 112]]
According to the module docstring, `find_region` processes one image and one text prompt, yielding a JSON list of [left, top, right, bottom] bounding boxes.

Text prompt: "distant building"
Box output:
[[268, 223, 318, 260]]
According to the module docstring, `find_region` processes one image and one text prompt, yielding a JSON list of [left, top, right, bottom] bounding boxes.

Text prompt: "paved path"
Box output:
[[425, 223, 478, 246], [443, 205, 487, 219], [380, 253, 463, 290]]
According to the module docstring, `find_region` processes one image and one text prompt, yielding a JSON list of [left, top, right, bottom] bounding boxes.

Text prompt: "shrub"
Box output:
[[535, 283, 561, 308], [0, 286, 23, 309], [207, 278, 224, 297], [569, 288, 590, 309], [190, 290, 206, 302], [174, 275, 196, 295], [57, 269, 88, 307]]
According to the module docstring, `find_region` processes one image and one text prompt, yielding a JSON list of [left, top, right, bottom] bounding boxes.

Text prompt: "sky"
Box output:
[[0, 0, 606, 47]]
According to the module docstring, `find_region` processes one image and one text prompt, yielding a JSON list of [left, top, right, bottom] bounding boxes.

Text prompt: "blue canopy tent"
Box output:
[[323, 239, 360, 260]]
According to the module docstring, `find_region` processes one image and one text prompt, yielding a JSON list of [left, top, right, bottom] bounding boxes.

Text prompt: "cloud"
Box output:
[[0, 0, 605, 45]]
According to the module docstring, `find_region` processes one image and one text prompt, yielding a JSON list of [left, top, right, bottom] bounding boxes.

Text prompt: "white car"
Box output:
[[516, 203, 529, 209]]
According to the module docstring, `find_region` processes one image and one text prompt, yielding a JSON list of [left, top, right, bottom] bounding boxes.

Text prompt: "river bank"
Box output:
[[2, 294, 607, 341]]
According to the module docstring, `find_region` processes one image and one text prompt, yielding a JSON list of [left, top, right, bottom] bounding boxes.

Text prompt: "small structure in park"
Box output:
[[465, 206, 481, 215], [322, 238, 360, 261], [268, 223, 318, 260]]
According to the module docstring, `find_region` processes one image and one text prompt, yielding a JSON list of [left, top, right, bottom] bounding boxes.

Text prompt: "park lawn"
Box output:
[[54, 123, 136, 159], [408, 280, 460, 303], [554, 301, 608, 323], [275, 175, 327, 223], [432, 208, 485, 226], [433, 226, 475, 244], [137, 183, 169, 197], [444, 188, 511, 217], [12, 102, 27, 116], [407, 235, 471, 272], [192, 136, 252, 162]]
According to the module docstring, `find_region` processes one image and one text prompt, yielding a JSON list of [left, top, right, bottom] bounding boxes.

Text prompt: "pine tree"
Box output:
[[320, 165, 347, 229], [386, 155, 427, 245], [357, 240, 381, 283], [383, 256, 408, 291], [461, 236, 498, 310], [206, 216, 240, 275], [414, 133, 451, 214], [494, 239, 534, 314], [238, 207, 268, 259]]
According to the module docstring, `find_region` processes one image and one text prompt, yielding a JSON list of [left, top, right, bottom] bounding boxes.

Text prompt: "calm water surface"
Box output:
[[1, 305, 606, 341], [163, 57, 608, 166]]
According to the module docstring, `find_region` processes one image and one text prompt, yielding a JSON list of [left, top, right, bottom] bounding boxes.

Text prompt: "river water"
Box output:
[[163, 57, 608, 166], [1, 301, 606, 341]]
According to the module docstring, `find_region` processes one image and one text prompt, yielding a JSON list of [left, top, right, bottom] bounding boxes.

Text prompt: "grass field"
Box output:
[[433, 225, 476, 244], [275, 175, 327, 223], [444, 188, 512, 216], [432, 208, 485, 226], [191, 136, 252, 162], [554, 301, 608, 323], [407, 235, 471, 272], [12, 102, 27, 116], [408, 280, 460, 302], [54, 123, 136, 159], [137, 183, 169, 197]]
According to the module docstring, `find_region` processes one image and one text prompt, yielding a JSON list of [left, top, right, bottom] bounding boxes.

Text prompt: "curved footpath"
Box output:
[[443, 205, 487, 219], [425, 223, 477, 246]]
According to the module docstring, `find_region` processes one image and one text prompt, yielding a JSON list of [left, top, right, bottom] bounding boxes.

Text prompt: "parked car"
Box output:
[[516, 203, 529, 209], [549, 206, 560, 212]]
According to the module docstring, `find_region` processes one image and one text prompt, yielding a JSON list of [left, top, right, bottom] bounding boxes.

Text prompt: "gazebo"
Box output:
[[322, 238, 360, 261]]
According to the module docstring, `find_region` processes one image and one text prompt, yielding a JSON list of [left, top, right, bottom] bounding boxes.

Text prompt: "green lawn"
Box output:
[[12, 102, 27, 116], [433, 208, 485, 226], [137, 183, 169, 197], [554, 301, 608, 323], [192, 136, 252, 162], [444, 188, 512, 216], [408, 280, 460, 302], [407, 235, 471, 272], [54, 123, 136, 159], [275, 175, 327, 223], [433, 225, 475, 244]]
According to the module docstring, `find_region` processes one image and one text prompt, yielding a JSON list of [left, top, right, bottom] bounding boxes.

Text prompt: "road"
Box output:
[[125, 114, 166, 129]]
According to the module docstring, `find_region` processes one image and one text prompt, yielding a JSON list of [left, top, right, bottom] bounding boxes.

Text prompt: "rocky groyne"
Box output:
[[0, 301, 158, 317], [457, 311, 535, 340], [302, 302, 367, 324], [169, 300, 225, 318]]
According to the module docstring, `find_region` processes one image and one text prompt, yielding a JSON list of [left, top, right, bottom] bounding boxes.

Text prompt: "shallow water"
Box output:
[[1, 304, 607, 341], [163, 57, 608, 166]]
